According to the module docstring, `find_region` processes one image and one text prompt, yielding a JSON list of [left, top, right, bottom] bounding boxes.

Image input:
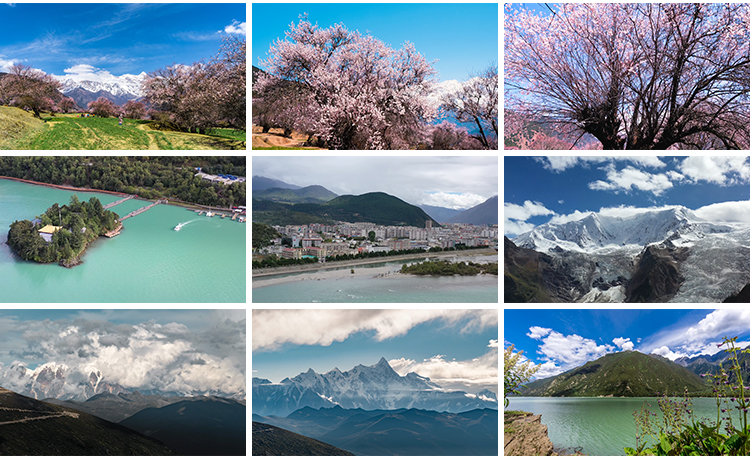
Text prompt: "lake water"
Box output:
[[0, 179, 246, 302], [506, 397, 743, 456], [252, 254, 498, 303]]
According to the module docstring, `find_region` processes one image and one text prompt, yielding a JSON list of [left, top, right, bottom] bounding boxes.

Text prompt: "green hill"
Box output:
[[252, 192, 439, 227], [522, 351, 709, 397], [0, 106, 45, 149], [253, 185, 337, 204], [252, 421, 353, 456]]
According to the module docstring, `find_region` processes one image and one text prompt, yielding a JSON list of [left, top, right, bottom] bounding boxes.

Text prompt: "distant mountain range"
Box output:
[[446, 195, 498, 225], [253, 421, 354, 456], [0, 385, 175, 455], [252, 357, 497, 417], [119, 396, 246, 456], [521, 351, 708, 397], [254, 405, 498, 456], [418, 204, 465, 223], [57, 74, 145, 108], [44, 391, 189, 423], [252, 175, 302, 191], [507, 205, 750, 303], [253, 192, 438, 227], [0, 361, 245, 402], [253, 185, 338, 204]]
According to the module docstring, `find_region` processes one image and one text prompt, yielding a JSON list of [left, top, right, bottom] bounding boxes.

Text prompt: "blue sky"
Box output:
[[504, 156, 750, 237], [505, 309, 750, 379], [252, 309, 498, 394], [0, 3, 246, 76], [0, 309, 245, 396], [252, 3, 498, 83]]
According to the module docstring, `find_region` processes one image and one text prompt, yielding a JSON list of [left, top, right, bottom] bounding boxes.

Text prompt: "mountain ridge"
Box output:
[[446, 195, 498, 225], [252, 357, 497, 417]]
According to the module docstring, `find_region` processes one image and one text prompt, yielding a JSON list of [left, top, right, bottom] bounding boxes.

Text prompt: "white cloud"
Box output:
[[527, 326, 552, 339], [388, 345, 498, 393], [224, 20, 246, 35], [504, 200, 556, 236], [588, 164, 673, 195], [422, 191, 487, 210], [0, 56, 18, 72], [651, 345, 686, 360], [678, 156, 750, 185], [527, 327, 614, 377], [613, 337, 634, 351], [252, 309, 498, 351], [694, 200, 750, 223], [537, 156, 666, 172]]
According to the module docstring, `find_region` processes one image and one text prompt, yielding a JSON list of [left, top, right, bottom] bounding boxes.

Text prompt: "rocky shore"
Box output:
[[504, 412, 556, 456]]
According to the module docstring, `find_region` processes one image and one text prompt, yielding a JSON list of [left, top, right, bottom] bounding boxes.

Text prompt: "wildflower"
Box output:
[[732, 397, 737, 402], [722, 409, 728, 412]]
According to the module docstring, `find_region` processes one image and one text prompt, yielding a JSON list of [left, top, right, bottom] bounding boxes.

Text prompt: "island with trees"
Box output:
[[400, 260, 498, 276], [7, 195, 120, 267]]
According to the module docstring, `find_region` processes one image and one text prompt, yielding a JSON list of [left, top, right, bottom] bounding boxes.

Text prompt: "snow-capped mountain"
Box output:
[[57, 72, 146, 98], [0, 362, 246, 402], [514, 206, 732, 254], [508, 205, 750, 303], [252, 358, 498, 417]]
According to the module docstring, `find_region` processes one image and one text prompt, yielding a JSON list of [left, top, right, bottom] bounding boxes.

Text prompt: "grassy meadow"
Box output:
[[0, 107, 246, 150]]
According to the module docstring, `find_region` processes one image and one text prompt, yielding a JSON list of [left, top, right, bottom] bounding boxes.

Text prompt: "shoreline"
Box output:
[[252, 248, 498, 281], [0, 176, 239, 213]]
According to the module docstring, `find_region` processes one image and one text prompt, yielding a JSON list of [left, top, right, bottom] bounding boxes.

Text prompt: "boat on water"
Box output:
[[206, 211, 214, 217], [174, 223, 183, 231]]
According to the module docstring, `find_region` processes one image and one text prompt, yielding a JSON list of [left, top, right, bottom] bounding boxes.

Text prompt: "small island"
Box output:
[[7, 195, 120, 267], [400, 260, 498, 276]]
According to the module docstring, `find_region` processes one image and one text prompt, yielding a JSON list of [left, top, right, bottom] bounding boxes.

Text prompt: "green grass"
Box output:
[[1, 109, 246, 150]]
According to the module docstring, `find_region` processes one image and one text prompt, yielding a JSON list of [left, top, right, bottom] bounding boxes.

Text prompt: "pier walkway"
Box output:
[[103, 195, 135, 209], [119, 199, 167, 222]]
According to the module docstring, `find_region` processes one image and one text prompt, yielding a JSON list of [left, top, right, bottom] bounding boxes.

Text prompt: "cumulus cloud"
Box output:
[[252, 309, 497, 351], [613, 337, 634, 351], [2, 311, 246, 398], [388, 340, 498, 393], [677, 156, 750, 185], [588, 164, 673, 195], [504, 200, 556, 236], [694, 200, 750, 223], [422, 191, 488, 210], [527, 327, 615, 377], [537, 156, 666, 172], [0, 56, 18, 72], [224, 20, 246, 35], [643, 310, 750, 360]]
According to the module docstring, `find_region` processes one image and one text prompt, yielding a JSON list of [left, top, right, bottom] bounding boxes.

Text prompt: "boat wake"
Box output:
[[174, 219, 199, 231]]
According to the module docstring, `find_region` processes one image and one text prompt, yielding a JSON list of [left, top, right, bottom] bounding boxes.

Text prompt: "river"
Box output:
[[252, 254, 498, 303], [0, 179, 246, 302], [506, 397, 743, 456]]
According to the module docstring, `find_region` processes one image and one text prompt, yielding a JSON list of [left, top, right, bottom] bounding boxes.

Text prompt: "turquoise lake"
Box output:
[[507, 397, 746, 456], [0, 179, 246, 302]]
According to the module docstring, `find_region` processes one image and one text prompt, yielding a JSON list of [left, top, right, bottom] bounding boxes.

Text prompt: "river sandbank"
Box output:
[[252, 247, 498, 279]]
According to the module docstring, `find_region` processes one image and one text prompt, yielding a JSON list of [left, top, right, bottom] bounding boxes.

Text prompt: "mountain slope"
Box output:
[[0, 386, 175, 455], [446, 196, 498, 225], [252, 175, 301, 191], [253, 185, 338, 203], [252, 421, 354, 456], [255, 406, 498, 456], [44, 391, 188, 423], [119, 397, 245, 456], [419, 204, 465, 223], [252, 357, 496, 417], [253, 192, 439, 227], [522, 351, 708, 397]]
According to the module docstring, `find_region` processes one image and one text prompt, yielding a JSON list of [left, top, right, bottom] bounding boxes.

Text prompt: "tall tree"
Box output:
[[254, 15, 437, 150], [0, 64, 63, 119], [88, 97, 119, 117], [506, 3, 750, 150], [441, 64, 499, 149]]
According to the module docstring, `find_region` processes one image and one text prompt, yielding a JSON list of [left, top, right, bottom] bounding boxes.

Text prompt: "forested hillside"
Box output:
[[0, 157, 245, 208]]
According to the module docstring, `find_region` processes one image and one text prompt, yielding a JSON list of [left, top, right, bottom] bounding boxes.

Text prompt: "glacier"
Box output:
[[511, 205, 750, 302]]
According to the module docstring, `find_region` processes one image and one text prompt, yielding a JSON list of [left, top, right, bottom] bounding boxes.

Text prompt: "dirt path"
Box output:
[[0, 406, 80, 425], [136, 124, 160, 150], [251, 125, 325, 149]]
